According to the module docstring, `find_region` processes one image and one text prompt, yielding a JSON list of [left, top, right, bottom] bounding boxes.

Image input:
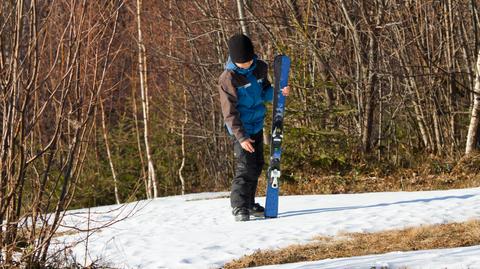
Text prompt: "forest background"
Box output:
[[4, 0, 480, 264]]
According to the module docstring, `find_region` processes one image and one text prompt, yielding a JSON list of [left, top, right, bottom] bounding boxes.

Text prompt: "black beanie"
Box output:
[[227, 34, 254, 63]]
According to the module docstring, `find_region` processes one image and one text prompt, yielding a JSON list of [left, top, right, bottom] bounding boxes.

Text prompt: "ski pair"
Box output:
[[264, 55, 291, 218]]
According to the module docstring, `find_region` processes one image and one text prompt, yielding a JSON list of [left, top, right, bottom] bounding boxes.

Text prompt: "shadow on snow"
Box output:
[[278, 194, 476, 218]]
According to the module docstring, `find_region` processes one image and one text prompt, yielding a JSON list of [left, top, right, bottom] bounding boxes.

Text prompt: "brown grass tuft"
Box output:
[[223, 220, 480, 268], [452, 152, 480, 175]]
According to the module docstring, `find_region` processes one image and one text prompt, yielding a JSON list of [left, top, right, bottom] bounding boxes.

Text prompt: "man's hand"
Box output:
[[282, 86, 290, 96], [240, 138, 255, 153]]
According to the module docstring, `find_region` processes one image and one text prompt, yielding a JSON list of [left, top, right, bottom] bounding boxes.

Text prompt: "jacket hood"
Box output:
[[225, 54, 258, 75]]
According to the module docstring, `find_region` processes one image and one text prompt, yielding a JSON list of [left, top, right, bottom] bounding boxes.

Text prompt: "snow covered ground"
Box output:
[[51, 188, 480, 269]]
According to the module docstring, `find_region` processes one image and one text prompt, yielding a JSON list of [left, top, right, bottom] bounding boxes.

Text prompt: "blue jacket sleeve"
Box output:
[[262, 85, 274, 102], [262, 75, 274, 103]]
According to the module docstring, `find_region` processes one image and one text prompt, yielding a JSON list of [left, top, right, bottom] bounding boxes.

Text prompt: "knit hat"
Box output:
[[227, 34, 254, 63]]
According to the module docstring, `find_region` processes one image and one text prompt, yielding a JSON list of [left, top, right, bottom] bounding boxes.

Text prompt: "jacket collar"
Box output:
[[225, 54, 257, 75]]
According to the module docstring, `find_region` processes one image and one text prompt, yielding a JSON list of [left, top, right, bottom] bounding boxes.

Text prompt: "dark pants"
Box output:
[[231, 130, 265, 209]]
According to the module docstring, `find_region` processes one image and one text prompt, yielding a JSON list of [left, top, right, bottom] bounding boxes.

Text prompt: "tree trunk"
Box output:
[[100, 102, 120, 204], [466, 50, 480, 154], [361, 1, 382, 153], [136, 0, 158, 198], [362, 31, 378, 153], [178, 89, 187, 195], [236, 0, 249, 35]]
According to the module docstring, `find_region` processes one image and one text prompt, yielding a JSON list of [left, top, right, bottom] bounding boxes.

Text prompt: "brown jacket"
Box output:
[[218, 59, 271, 142]]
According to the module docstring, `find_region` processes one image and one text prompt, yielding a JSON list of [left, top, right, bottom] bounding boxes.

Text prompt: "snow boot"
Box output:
[[232, 207, 250, 221], [249, 203, 265, 217]]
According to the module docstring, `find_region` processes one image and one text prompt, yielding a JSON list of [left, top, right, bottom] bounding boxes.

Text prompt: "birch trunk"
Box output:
[[100, 102, 120, 204], [236, 0, 249, 35], [136, 0, 158, 198], [179, 89, 187, 195], [466, 50, 480, 154]]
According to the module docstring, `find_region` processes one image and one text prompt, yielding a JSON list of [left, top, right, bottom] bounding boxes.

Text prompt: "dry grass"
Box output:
[[452, 152, 480, 175], [223, 220, 480, 268], [276, 172, 480, 196], [250, 153, 480, 198], [257, 153, 480, 196]]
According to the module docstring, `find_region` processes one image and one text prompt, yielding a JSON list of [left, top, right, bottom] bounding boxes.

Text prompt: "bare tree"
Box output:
[[178, 87, 187, 195], [100, 101, 121, 204], [136, 0, 158, 198], [0, 0, 123, 266]]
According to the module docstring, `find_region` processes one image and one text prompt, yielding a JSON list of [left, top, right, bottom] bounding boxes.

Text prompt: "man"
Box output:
[[218, 34, 290, 221]]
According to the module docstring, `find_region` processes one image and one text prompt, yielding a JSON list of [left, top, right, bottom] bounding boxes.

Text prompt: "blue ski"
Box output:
[[265, 55, 291, 218]]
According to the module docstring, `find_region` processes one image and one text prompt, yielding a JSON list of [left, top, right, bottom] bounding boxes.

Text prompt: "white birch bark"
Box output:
[[466, 50, 480, 154], [100, 102, 120, 204], [136, 0, 158, 198], [236, 0, 249, 35]]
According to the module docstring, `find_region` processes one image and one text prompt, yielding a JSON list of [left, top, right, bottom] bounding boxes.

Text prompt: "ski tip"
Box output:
[[274, 54, 290, 61], [274, 54, 291, 69]]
